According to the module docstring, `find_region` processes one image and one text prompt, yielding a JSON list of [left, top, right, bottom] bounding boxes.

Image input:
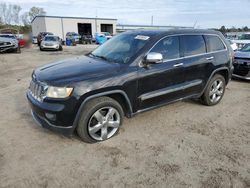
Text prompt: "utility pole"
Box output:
[[151, 15, 154, 26], [95, 9, 98, 33], [193, 20, 197, 28]]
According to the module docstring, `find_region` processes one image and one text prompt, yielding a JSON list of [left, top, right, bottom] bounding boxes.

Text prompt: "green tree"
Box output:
[[242, 26, 249, 31], [219, 26, 226, 33], [21, 7, 46, 25]]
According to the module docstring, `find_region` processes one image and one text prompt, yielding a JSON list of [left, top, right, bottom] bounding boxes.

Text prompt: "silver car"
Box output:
[[0, 34, 20, 53], [40, 35, 63, 51]]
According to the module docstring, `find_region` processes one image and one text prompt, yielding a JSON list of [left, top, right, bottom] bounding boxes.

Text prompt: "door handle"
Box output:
[[206, 56, 214, 61], [173, 63, 184, 67]]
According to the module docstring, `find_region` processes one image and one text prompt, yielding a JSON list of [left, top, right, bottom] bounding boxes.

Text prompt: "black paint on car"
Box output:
[[27, 29, 234, 143]]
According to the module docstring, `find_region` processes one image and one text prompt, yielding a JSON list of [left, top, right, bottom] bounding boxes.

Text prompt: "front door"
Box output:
[[137, 36, 187, 110]]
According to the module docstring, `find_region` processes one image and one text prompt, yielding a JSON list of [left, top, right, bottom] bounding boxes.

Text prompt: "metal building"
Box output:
[[31, 16, 117, 40]]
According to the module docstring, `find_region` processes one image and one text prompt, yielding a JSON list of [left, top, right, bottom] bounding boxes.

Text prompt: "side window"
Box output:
[[205, 35, 226, 52], [181, 35, 206, 56], [150, 36, 180, 60]]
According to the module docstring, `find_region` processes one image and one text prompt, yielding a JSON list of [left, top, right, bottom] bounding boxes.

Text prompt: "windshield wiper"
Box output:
[[89, 53, 110, 62]]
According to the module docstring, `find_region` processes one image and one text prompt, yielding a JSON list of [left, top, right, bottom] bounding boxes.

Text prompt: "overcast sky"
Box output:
[[2, 0, 250, 28]]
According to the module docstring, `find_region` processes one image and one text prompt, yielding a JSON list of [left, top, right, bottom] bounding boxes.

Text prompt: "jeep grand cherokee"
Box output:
[[27, 29, 234, 143]]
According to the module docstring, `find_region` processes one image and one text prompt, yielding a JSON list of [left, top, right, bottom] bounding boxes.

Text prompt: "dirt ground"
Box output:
[[0, 45, 249, 188]]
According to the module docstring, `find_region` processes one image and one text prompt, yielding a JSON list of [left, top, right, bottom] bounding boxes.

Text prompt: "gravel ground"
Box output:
[[0, 45, 249, 188]]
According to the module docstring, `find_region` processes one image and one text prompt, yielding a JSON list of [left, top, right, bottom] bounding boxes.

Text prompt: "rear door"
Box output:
[[203, 34, 228, 72], [179, 35, 212, 96]]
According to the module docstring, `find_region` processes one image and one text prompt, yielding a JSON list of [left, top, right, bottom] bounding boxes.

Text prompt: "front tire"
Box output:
[[201, 74, 226, 106], [77, 97, 124, 143], [15, 46, 21, 53]]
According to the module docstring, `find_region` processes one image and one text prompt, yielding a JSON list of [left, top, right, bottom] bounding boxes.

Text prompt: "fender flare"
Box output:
[[199, 67, 230, 97]]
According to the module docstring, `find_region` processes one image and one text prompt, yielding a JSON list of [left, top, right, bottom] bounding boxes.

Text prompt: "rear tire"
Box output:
[[201, 74, 226, 106], [77, 97, 124, 143]]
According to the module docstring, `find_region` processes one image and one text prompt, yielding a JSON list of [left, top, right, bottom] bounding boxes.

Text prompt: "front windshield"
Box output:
[[44, 36, 58, 41], [91, 33, 150, 63], [240, 44, 250, 52]]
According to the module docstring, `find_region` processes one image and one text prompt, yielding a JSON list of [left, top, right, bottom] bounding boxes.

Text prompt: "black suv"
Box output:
[[27, 29, 234, 143]]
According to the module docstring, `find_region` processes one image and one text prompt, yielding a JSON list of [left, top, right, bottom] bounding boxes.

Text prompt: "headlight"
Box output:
[[46, 86, 73, 98]]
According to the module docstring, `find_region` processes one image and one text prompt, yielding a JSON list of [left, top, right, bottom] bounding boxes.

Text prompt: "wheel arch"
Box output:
[[200, 67, 230, 97], [72, 90, 133, 130]]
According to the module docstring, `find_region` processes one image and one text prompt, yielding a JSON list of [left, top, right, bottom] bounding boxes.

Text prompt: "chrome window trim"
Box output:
[[143, 33, 228, 64]]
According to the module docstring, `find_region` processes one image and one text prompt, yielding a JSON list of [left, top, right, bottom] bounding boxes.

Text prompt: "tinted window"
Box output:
[[150, 36, 180, 60], [181, 35, 206, 56], [205, 35, 226, 52]]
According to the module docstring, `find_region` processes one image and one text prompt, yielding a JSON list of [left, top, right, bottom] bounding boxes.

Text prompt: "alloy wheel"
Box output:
[[88, 107, 120, 141], [209, 79, 224, 103]]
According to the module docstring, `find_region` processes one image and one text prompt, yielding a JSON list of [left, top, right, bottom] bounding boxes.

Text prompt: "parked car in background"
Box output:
[[0, 33, 17, 40], [231, 33, 250, 49], [93, 32, 112, 44], [66, 32, 80, 43], [227, 39, 238, 51], [80, 34, 92, 44], [32, 36, 38, 44], [40, 35, 63, 51], [95, 33, 107, 44], [27, 29, 233, 143], [103, 32, 112, 40], [0, 34, 20, 53], [233, 43, 250, 80], [37, 32, 53, 46]]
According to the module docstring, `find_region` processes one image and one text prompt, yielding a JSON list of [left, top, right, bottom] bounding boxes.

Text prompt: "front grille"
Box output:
[[44, 43, 53, 46], [234, 57, 250, 61], [29, 80, 47, 101], [0, 42, 11, 46]]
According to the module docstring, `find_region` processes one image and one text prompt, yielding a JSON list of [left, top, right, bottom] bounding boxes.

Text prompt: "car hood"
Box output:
[[42, 41, 59, 44], [235, 51, 250, 59], [0, 37, 17, 43], [34, 55, 120, 85]]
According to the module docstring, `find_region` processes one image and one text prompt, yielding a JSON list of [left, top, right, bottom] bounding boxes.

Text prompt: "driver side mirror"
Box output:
[[144, 52, 163, 65]]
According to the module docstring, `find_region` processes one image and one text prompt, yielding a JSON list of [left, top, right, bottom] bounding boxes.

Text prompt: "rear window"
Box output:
[[205, 35, 226, 52], [181, 35, 206, 56]]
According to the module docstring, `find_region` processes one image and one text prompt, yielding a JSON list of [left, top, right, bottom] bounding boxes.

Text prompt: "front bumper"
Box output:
[[40, 44, 59, 50], [31, 110, 74, 136], [27, 91, 77, 135], [233, 61, 250, 80], [0, 44, 18, 52]]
